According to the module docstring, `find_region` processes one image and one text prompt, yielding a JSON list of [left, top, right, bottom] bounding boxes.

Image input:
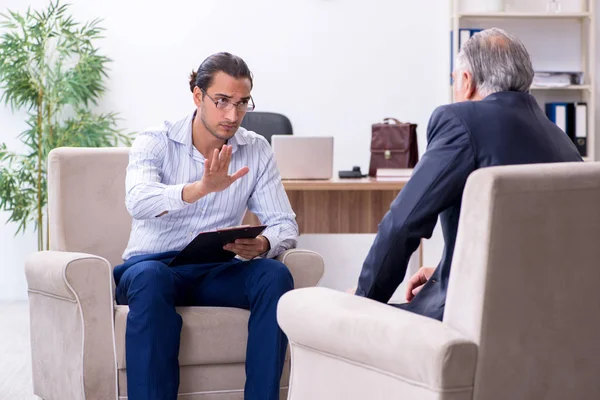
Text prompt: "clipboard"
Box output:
[[168, 224, 268, 267]]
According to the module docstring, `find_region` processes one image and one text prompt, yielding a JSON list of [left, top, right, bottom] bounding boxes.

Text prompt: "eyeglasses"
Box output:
[[201, 89, 255, 112]]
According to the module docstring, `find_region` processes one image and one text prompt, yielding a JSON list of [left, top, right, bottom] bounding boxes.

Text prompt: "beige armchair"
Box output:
[[278, 162, 600, 400], [25, 147, 325, 400]]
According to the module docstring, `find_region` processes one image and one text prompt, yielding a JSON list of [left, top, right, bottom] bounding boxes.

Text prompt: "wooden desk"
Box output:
[[245, 177, 408, 234]]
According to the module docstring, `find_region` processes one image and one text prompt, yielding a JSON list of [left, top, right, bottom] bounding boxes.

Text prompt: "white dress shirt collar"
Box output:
[[167, 110, 251, 158]]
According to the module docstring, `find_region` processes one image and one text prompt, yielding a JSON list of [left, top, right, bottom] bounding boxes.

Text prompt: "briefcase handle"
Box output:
[[383, 117, 403, 125], [382, 118, 417, 128]]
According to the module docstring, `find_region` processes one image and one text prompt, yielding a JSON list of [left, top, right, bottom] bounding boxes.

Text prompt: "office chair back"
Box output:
[[241, 111, 293, 144]]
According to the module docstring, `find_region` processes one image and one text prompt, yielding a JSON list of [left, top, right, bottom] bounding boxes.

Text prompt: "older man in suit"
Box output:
[[354, 28, 582, 320]]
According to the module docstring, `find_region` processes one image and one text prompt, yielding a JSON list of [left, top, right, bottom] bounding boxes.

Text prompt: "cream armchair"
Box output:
[[25, 147, 325, 400], [278, 162, 600, 400]]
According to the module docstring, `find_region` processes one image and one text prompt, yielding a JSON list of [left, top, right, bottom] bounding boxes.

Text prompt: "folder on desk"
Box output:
[[376, 168, 413, 178]]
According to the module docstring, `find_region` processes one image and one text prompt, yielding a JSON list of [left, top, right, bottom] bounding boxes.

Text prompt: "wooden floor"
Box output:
[[0, 302, 38, 400]]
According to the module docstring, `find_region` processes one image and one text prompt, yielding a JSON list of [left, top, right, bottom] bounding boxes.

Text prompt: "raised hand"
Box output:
[[200, 145, 249, 194], [182, 145, 249, 203]]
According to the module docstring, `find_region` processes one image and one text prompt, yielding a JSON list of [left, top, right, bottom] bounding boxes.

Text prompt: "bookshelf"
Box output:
[[456, 12, 591, 18], [531, 85, 592, 91], [450, 0, 596, 161]]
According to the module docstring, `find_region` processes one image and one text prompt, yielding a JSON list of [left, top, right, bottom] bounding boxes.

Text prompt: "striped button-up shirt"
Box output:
[[122, 111, 298, 261]]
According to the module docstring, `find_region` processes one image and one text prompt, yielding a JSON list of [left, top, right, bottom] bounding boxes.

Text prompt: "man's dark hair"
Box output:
[[188, 52, 253, 92]]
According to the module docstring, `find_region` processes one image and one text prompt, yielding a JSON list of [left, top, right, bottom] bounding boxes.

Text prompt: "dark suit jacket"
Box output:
[[356, 91, 583, 321]]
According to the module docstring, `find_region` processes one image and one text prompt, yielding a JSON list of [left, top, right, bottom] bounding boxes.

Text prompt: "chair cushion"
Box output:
[[115, 305, 250, 369]]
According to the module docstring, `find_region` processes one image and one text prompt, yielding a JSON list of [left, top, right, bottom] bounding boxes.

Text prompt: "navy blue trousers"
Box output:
[[114, 251, 293, 400]]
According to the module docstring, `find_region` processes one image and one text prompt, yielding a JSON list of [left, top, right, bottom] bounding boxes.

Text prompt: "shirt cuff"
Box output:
[[163, 183, 190, 211], [260, 230, 280, 259]]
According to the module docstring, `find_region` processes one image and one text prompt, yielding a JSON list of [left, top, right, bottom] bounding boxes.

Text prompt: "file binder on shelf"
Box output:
[[545, 102, 575, 141], [545, 102, 588, 157], [575, 103, 588, 157], [450, 29, 483, 83]]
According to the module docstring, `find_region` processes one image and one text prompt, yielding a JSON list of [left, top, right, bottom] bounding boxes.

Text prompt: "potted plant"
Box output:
[[0, 1, 131, 250]]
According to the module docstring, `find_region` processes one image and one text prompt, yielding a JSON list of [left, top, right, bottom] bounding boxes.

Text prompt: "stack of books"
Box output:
[[376, 168, 413, 179], [533, 71, 584, 88]]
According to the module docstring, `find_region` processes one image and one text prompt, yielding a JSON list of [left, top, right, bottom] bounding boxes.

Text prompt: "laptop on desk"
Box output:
[[271, 135, 334, 180]]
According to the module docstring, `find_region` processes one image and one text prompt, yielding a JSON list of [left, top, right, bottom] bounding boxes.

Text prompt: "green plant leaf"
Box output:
[[0, 0, 133, 248]]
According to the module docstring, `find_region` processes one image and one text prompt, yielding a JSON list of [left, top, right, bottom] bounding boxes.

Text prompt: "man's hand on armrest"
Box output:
[[406, 267, 435, 302]]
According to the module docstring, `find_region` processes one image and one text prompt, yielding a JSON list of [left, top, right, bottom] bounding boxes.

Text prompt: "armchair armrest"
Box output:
[[276, 249, 324, 288], [277, 287, 477, 391], [26, 250, 114, 299], [25, 251, 117, 400]]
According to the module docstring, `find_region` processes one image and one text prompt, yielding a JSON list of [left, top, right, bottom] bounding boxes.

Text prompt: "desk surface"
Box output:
[[282, 177, 409, 191]]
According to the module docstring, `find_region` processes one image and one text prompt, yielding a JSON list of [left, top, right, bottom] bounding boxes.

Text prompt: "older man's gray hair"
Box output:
[[455, 28, 534, 96]]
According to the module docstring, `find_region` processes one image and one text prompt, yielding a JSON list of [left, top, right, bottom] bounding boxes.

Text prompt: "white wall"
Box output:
[[1, 0, 598, 301], [0, 0, 449, 301]]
